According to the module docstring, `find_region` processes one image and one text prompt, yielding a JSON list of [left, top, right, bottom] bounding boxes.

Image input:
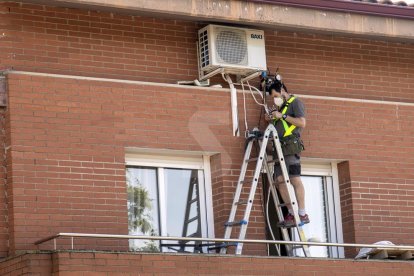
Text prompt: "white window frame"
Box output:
[[125, 150, 215, 243], [301, 159, 344, 258]]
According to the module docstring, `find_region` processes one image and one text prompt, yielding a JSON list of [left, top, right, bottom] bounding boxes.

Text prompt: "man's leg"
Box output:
[[276, 175, 305, 211], [275, 154, 309, 225], [290, 176, 305, 211], [276, 175, 309, 225], [274, 155, 304, 210], [276, 175, 291, 208]]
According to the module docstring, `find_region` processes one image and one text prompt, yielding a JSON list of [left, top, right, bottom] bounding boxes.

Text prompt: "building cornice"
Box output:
[[16, 0, 414, 42], [248, 0, 414, 20]]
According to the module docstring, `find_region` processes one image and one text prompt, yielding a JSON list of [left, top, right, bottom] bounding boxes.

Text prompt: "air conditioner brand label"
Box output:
[[250, 34, 263, 39]]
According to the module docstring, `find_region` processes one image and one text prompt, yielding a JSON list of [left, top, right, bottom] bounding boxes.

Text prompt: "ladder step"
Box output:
[[278, 221, 305, 228], [207, 242, 238, 250], [187, 232, 199, 238], [235, 200, 250, 205], [240, 178, 260, 184], [178, 233, 200, 245], [188, 198, 198, 204], [185, 216, 199, 224], [225, 220, 248, 227], [239, 178, 253, 184], [246, 157, 258, 163]]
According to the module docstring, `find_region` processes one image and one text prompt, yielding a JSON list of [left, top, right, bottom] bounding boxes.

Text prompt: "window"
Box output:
[[125, 151, 214, 253], [292, 160, 344, 258]]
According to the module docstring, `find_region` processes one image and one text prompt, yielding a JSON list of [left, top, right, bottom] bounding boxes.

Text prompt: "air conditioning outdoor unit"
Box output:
[[198, 24, 267, 79]]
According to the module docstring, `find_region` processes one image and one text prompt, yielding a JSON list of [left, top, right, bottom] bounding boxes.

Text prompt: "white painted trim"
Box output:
[[126, 150, 215, 245], [297, 93, 414, 107], [197, 169, 208, 239], [125, 153, 204, 170], [203, 155, 215, 238], [3, 70, 226, 92], [126, 160, 203, 170], [325, 176, 336, 257], [301, 160, 344, 258], [158, 168, 167, 239], [331, 162, 345, 258], [301, 159, 336, 176], [4, 70, 414, 107], [125, 147, 217, 157]]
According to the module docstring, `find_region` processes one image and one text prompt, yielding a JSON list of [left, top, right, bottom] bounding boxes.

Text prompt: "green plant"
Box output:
[[126, 169, 160, 252]]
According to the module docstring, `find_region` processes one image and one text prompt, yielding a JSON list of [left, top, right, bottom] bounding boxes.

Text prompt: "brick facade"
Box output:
[[1, 2, 414, 102], [0, 108, 8, 257], [1, 251, 414, 275], [4, 73, 414, 256], [0, 0, 414, 274], [0, 252, 52, 275]]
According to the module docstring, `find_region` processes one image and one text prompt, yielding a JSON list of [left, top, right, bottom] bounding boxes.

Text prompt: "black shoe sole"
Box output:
[[277, 220, 310, 228]]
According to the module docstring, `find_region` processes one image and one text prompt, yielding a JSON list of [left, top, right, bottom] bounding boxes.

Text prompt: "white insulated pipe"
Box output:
[[225, 74, 240, 137]]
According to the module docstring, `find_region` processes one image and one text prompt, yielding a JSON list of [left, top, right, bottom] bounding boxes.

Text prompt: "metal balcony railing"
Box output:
[[34, 232, 414, 258]]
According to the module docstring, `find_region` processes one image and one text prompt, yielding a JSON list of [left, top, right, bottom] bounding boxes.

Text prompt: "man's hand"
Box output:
[[265, 113, 273, 122], [273, 111, 283, 119]]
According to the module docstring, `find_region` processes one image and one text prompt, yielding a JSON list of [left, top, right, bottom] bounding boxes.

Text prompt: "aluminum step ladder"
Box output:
[[220, 123, 310, 256], [179, 170, 202, 252], [161, 170, 202, 253]]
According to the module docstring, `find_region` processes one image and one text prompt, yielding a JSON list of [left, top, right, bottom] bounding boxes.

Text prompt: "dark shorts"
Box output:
[[274, 154, 301, 177]]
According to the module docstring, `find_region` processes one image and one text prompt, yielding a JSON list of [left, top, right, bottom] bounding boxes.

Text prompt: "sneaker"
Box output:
[[277, 213, 295, 228], [299, 214, 310, 225], [277, 213, 310, 228]]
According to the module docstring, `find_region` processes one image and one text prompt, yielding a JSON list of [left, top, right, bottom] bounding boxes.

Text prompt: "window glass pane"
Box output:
[[126, 167, 160, 252], [294, 176, 329, 257], [164, 168, 202, 252]]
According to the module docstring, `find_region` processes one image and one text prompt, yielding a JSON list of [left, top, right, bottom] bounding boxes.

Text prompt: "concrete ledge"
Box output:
[[17, 0, 414, 42], [5, 70, 414, 106]]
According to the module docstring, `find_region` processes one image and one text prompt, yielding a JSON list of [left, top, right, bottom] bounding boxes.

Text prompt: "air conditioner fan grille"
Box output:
[[215, 29, 247, 65]]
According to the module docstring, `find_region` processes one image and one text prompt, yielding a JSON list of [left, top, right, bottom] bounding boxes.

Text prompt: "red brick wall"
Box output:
[[338, 161, 354, 256], [54, 252, 414, 275], [1, 251, 414, 275], [1, 0, 414, 259], [5, 72, 267, 254], [304, 98, 414, 255], [1, 2, 414, 102], [0, 252, 52, 275], [0, 2, 199, 83], [0, 107, 8, 257], [5, 73, 414, 257]]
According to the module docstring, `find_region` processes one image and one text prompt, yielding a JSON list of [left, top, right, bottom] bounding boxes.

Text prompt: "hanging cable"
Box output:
[[245, 81, 266, 108], [266, 185, 281, 256], [241, 82, 249, 135], [238, 79, 271, 133]]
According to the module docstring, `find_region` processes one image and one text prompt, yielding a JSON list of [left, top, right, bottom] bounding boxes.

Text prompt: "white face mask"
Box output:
[[274, 97, 284, 107]]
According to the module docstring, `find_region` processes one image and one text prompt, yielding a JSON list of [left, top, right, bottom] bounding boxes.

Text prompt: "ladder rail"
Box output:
[[260, 148, 293, 256], [220, 140, 254, 254], [270, 124, 310, 257], [179, 170, 202, 252], [222, 123, 310, 257], [234, 129, 272, 254]]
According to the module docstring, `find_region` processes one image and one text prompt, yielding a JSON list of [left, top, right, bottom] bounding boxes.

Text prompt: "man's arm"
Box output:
[[285, 115, 306, 128], [272, 112, 306, 128]]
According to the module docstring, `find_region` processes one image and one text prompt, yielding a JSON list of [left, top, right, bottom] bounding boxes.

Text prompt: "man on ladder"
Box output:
[[266, 80, 310, 227], [219, 72, 310, 256]]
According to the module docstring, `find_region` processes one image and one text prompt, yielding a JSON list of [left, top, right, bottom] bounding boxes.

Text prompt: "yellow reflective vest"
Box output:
[[273, 96, 297, 138]]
